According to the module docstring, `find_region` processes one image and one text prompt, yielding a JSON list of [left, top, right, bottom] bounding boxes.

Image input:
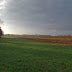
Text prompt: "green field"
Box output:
[[0, 37, 72, 72]]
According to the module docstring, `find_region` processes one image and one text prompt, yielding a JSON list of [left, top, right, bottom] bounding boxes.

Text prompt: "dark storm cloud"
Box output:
[[3, 0, 72, 35]]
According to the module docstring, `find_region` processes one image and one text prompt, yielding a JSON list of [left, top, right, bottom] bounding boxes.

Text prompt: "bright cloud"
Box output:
[[0, 0, 6, 10], [0, 0, 6, 5]]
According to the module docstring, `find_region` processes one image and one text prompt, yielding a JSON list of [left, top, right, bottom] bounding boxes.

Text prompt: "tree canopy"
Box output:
[[0, 27, 3, 38]]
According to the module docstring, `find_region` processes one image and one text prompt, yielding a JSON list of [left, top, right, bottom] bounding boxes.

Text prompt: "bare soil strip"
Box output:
[[17, 37, 72, 46]]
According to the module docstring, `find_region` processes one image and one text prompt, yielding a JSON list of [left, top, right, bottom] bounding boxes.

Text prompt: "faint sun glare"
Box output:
[[2, 26, 9, 34]]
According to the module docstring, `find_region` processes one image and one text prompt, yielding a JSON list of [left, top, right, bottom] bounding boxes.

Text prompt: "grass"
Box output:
[[0, 37, 72, 72]]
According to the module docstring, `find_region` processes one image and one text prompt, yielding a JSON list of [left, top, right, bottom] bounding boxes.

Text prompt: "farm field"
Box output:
[[0, 37, 72, 72], [19, 36, 72, 45]]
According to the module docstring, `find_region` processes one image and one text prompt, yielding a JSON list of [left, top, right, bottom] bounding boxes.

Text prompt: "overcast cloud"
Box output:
[[0, 0, 72, 35]]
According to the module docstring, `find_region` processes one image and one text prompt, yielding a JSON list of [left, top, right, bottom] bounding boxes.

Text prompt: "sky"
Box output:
[[0, 0, 72, 35]]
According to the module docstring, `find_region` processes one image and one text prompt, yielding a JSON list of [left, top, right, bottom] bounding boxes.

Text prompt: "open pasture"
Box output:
[[0, 37, 72, 72]]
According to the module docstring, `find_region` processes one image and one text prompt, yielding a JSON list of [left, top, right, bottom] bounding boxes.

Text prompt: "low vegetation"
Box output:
[[0, 37, 72, 72]]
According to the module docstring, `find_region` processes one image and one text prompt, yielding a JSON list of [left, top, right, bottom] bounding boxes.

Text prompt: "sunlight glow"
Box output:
[[2, 27, 9, 34], [1, 25, 9, 34], [0, 6, 5, 10]]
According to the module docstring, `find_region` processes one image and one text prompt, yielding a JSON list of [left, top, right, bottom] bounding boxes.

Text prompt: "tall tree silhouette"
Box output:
[[0, 27, 3, 38]]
